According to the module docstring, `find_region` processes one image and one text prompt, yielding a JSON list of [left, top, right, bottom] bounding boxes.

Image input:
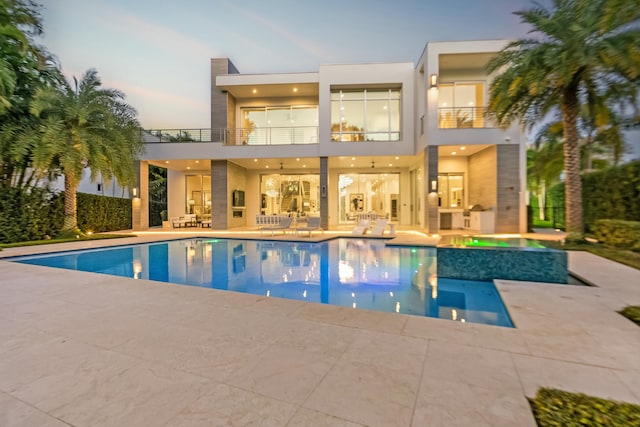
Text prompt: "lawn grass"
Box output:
[[619, 306, 640, 326], [531, 388, 640, 427], [0, 233, 133, 249], [541, 240, 640, 271]]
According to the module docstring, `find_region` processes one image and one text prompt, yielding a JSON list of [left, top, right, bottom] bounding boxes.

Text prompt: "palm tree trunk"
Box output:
[[63, 172, 78, 231], [562, 87, 583, 239], [538, 182, 546, 221]]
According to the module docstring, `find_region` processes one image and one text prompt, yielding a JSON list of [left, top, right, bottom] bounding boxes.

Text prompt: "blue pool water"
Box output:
[[13, 238, 513, 327]]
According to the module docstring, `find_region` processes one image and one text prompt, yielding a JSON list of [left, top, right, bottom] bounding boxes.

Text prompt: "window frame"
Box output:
[[331, 88, 401, 142]]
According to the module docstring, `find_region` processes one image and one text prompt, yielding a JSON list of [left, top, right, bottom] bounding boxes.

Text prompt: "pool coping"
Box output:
[[1, 233, 639, 426]]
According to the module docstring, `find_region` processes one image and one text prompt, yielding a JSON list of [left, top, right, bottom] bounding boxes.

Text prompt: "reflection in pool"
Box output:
[[14, 238, 513, 327]]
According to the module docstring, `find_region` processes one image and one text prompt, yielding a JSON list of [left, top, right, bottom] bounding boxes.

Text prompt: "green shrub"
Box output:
[[0, 188, 131, 243], [77, 193, 131, 232], [620, 306, 640, 326], [546, 161, 640, 232], [592, 219, 640, 249], [0, 187, 64, 243], [531, 388, 640, 426]]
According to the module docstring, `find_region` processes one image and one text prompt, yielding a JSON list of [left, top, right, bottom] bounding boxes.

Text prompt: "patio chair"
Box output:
[[183, 214, 197, 227], [295, 217, 323, 237], [369, 218, 388, 236], [351, 219, 371, 235], [260, 216, 293, 236], [170, 216, 186, 228]]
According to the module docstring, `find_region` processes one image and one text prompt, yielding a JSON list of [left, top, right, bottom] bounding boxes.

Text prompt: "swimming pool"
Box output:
[[13, 238, 513, 327]]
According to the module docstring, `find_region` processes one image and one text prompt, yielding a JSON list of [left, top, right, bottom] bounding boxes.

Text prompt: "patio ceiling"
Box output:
[[148, 145, 490, 173]]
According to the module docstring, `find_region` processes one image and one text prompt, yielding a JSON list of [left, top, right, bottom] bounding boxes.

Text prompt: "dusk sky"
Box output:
[[39, 0, 535, 129]]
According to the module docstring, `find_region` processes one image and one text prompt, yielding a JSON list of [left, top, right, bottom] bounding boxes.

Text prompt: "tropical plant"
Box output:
[[528, 123, 564, 219], [0, 0, 61, 189], [29, 69, 143, 231], [487, 0, 640, 240]]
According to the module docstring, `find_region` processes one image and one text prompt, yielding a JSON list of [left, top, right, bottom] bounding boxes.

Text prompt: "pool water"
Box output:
[[446, 236, 546, 248], [13, 238, 514, 327]]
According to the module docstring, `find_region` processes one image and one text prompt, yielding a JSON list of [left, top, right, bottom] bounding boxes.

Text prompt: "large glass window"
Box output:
[[331, 89, 401, 141], [185, 175, 211, 216], [338, 173, 400, 223], [438, 82, 485, 128], [260, 174, 320, 216], [437, 173, 464, 208], [241, 106, 318, 145]]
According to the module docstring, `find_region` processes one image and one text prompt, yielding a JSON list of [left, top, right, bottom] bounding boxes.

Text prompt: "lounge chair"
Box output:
[[351, 219, 371, 235], [369, 218, 388, 236], [170, 214, 197, 228], [295, 217, 323, 237], [260, 216, 293, 236]]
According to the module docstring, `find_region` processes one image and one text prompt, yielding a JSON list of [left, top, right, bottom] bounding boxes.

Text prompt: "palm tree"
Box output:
[[487, 0, 640, 239], [528, 123, 565, 221], [0, 0, 44, 113], [30, 69, 143, 231]]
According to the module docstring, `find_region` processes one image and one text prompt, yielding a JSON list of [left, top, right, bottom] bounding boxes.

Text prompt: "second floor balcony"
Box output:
[[142, 126, 319, 146], [438, 106, 495, 129]]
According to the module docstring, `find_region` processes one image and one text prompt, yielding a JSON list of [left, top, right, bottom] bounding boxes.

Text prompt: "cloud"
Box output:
[[87, 0, 216, 59], [223, 1, 333, 62]]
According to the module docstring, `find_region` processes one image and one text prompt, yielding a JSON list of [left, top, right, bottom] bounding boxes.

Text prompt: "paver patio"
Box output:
[[1, 233, 638, 426]]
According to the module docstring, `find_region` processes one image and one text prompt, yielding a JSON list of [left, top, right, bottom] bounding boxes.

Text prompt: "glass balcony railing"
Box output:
[[438, 107, 495, 129], [141, 127, 319, 146], [225, 127, 319, 146]]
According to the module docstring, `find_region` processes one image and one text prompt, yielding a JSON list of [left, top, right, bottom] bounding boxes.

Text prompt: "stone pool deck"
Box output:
[[0, 234, 639, 426]]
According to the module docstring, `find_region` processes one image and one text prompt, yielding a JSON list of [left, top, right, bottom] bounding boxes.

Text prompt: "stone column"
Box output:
[[424, 146, 439, 234], [211, 160, 228, 229], [319, 157, 329, 230], [496, 144, 521, 233], [132, 160, 149, 231]]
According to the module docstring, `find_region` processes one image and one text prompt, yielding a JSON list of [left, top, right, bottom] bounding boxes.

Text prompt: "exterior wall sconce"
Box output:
[[429, 74, 438, 88], [431, 180, 437, 191], [132, 187, 138, 198]]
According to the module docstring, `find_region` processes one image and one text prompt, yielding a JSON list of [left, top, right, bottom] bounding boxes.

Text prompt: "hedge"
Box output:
[[0, 187, 64, 243], [548, 161, 640, 232], [531, 388, 640, 426], [77, 192, 131, 233], [0, 188, 131, 243], [592, 219, 640, 250]]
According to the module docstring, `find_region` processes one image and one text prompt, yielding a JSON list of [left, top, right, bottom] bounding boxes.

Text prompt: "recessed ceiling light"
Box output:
[[351, 157, 355, 160], [252, 89, 257, 94], [460, 146, 466, 150], [254, 158, 258, 162], [303, 165, 306, 168], [350, 164, 354, 167], [165, 161, 169, 164], [296, 158, 300, 161], [388, 163, 392, 167], [293, 87, 298, 92], [187, 166, 190, 170], [451, 151, 457, 155], [266, 165, 269, 168], [195, 160, 199, 163]]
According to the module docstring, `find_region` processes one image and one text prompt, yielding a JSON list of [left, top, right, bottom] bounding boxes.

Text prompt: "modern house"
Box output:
[[134, 39, 527, 234]]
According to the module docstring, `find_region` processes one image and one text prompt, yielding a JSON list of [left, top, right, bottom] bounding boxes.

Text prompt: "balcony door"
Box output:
[[438, 82, 484, 128], [241, 106, 318, 145]]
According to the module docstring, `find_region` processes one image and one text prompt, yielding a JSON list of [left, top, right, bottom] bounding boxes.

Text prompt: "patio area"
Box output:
[[1, 232, 639, 426]]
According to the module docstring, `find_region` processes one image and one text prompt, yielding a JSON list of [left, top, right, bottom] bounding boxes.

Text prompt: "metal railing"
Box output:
[[225, 127, 318, 146], [142, 126, 319, 146], [438, 106, 495, 129], [141, 129, 224, 143]]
